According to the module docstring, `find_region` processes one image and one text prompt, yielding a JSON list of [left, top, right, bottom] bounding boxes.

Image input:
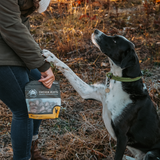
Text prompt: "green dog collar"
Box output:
[[106, 72, 141, 82]]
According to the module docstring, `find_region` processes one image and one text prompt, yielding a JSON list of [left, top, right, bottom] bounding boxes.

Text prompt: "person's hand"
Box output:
[[39, 67, 55, 89]]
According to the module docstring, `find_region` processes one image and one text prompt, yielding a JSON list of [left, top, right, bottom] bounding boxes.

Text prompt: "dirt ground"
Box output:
[[1, 1, 160, 160], [1, 50, 160, 160]]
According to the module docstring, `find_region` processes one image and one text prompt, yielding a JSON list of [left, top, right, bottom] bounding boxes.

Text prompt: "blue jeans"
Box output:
[[0, 66, 42, 160]]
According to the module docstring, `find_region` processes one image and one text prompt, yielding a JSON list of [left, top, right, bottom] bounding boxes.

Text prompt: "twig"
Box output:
[[87, 147, 107, 158], [65, 112, 82, 122], [75, 153, 80, 160], [90, 55, 100, 65], [84, 48, 94, 55], [67, 48, 82, 54]]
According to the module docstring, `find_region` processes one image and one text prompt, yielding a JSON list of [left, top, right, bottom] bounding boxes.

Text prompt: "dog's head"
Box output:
[[92, 29, 137, 70]]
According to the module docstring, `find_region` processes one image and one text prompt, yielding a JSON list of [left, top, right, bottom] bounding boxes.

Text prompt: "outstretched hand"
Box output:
[[39, 67, 55, 89]]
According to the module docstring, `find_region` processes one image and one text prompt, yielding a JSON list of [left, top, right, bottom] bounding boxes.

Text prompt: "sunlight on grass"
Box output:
[[30, 0, 160, 63]]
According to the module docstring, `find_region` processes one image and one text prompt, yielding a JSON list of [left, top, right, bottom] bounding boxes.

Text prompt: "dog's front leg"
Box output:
[[42, 49, 105, 102], [115, 135, 128, 160]]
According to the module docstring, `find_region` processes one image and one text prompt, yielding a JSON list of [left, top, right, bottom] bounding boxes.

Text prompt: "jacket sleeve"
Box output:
[[0, 0, 50, 72]]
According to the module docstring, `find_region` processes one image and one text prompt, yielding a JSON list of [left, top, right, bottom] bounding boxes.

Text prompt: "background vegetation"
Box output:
[[1, 0, 160, 159]]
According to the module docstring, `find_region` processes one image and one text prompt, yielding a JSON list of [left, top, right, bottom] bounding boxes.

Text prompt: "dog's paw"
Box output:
[[44, 56, 53, 63], [42, 49, 53, 58], [123, 155, 135, 160], [144, 151, 159, 160]]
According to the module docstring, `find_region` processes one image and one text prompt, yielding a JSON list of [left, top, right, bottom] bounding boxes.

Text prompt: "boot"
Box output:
[[31, 139, 53, 160]]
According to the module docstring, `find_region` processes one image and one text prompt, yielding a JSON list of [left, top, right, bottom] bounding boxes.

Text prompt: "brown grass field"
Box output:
[[1, 0, 160, 159]]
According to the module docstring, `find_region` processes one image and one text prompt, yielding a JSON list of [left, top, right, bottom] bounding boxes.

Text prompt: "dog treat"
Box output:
[[25, 81, 61, 119]]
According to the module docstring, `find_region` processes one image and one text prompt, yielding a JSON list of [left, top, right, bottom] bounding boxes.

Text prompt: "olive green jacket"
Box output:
[[0, 0, 50, 72]]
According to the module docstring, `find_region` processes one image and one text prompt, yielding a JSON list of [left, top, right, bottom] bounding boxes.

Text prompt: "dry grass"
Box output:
[[30, 0, 160, 62], [28, 1, 160, 159], [1, 0, 160, 159]]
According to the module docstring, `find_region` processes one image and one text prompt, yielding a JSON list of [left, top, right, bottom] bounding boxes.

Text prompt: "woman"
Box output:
[[0, 0, 54, 159]]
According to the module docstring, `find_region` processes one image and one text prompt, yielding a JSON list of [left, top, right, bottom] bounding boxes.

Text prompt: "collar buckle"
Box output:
[[107, 72, 113, 79]]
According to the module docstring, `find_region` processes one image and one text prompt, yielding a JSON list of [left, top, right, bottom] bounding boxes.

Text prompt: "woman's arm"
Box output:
[[0, 0, 49, 72]]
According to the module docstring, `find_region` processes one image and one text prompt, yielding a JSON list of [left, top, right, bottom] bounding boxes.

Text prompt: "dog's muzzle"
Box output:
[[91, 29, 103, 49]]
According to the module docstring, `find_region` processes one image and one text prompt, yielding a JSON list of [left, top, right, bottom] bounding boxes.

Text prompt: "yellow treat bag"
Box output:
[[25, 81, 61, 119]]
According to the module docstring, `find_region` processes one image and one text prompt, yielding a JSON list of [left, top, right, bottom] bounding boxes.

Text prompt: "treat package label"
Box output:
[[25, 81, 61, 119]]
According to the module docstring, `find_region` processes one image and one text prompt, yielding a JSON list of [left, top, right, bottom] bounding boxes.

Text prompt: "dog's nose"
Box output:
[[94, 29, 99, 35]]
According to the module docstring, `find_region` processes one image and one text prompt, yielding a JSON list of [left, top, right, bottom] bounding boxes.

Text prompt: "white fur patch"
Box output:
[[108, 58, 123, 76], [106, 79, 132, 121], [102, 62, 132, 140], [102, 98, 117, 140], [91, 30, 104, 50], [123, 155, 135, 160], [91, 34, 100, 50], [127, 146, 145, 160]]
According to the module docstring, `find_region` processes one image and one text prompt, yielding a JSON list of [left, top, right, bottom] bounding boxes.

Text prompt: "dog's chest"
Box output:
[[102, 80, 132, 139], [107, 80, 132, 119]]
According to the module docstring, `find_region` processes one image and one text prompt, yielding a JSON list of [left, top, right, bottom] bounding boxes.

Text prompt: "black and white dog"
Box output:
[[43, 29, 160, 160]]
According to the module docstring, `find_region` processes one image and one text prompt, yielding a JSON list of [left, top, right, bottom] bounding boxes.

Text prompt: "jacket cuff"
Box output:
[[38, 62, 50, 72]]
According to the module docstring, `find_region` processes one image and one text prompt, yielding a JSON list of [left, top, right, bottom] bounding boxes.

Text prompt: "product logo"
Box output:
[[27, 89, 37, 98]]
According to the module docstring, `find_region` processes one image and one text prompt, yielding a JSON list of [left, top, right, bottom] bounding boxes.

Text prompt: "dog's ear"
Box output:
[[120, 49, 136, 69]]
